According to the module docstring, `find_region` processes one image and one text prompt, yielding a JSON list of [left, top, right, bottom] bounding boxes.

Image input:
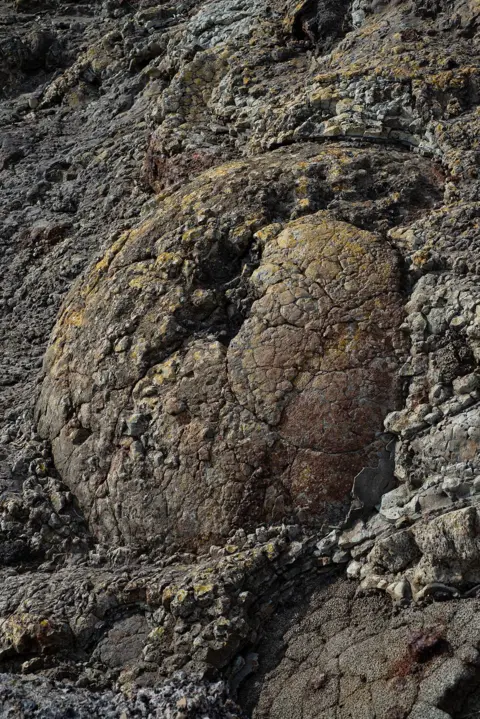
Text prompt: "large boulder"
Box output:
[[36, 147, 407, 550]]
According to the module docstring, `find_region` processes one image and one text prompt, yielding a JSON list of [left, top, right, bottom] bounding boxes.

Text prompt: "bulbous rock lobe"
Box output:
[[36, 153, 406, 550], [229, 214, 405, 512]]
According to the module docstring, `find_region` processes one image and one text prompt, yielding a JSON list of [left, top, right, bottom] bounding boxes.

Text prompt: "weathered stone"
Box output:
[[412, 508, 480, 587], [386, 577, 412, 603], [346, 560, 362, 579], [351, 444, 396, 511], [0, 671, 247, 718], [316, 530, 340, 556], [453, 372, 479, 395], [367, 529, 420, 574], [2, 0, 480, 714], [442, 476, 471, 499], [37, 189, 406, 549], [379, 484, 411, 521], [418, 488, 453, 515], [338, 520, 370, 549]]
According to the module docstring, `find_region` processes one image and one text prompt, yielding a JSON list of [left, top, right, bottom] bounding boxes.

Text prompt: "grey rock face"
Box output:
[[245, 577, 480, 719], [0, 672, 246, 718], [2, 0, 480, 716]]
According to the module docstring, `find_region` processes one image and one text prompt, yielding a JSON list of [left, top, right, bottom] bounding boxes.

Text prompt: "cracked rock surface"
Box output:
[[36, 160, 408, 549], [2, 0, 480, 717]]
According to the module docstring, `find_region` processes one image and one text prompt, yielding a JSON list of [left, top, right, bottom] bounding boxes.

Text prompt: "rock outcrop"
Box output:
[[2, 0, 480, 717], [36, 155, 408, 549]]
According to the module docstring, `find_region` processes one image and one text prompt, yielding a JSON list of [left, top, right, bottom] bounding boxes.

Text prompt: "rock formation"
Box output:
[[1, 0, 480, 716]]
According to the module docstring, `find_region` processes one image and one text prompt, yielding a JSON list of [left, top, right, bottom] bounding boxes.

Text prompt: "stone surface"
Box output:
[[0, 671, 247, 718], [2, 0, 480, 716], [243, 578, 480, 719], [36, 190, 406, 549]]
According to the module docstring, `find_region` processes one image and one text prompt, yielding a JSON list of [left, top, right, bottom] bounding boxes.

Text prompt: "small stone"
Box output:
[[429, 383, 450, 406], [315, 529, 340, 555], [350, 539, 375, 558], [414, 582, 460, 602], [285, 525, 301, 541], [386, 578, 412, 603], [130, 441, 145, 461], [164, 397, 187, 415], [442, 476, 470, 498], [346, 560, 362, 579], [402, 495, 421, 517], [453, 372, 479, 395], [318, 556, 332, 567], [367, 529, 420, 574], [125, 413, 150, 437], [418, 488, 453, 514], [114, 336, 130, 352], [364, 512, 392, 537], [450, 314, 467, 328], [198, 446, 210, 460], [424, 408, 443, 425], [358, 573, 385, 592], [379, 484, 410, 521], [338, 520, 368, 548], [255, 527, 268, 543]]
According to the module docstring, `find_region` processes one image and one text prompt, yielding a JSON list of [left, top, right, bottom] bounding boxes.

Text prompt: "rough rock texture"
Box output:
[[2, 0, 480, 717], [0, 524, 323, 685], [0, 672, 247, 718], [243, 578, 480, 719], [36, 160, 408, 549]]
